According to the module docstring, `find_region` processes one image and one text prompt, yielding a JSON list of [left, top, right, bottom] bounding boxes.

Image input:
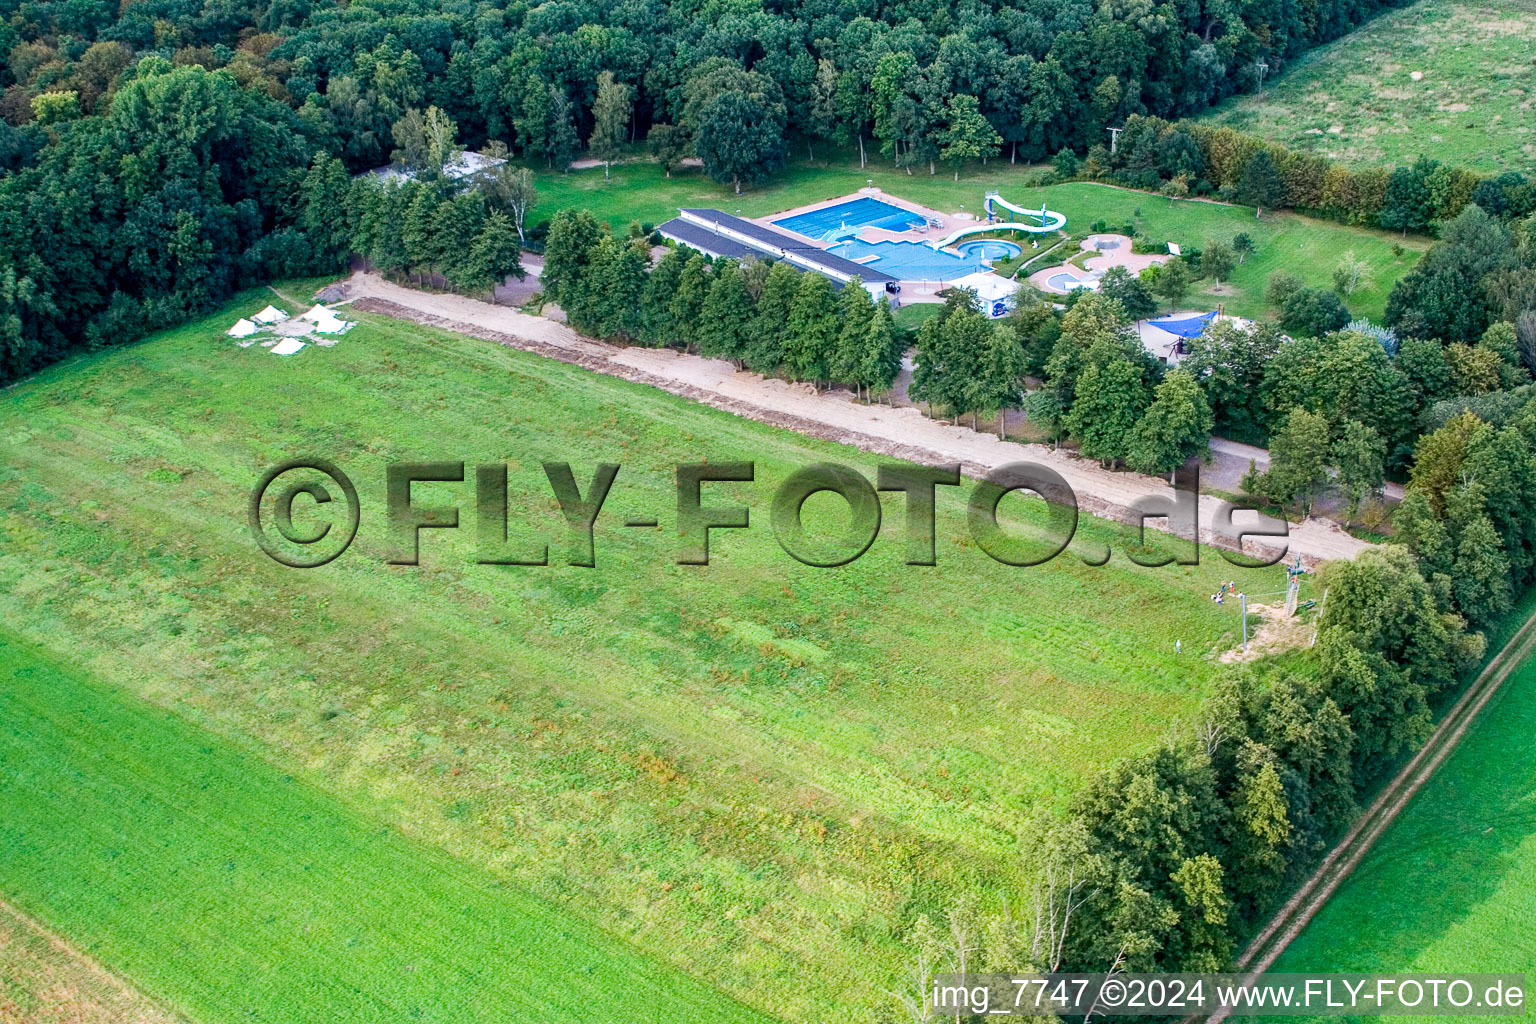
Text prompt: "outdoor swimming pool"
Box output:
[[955, 239, 1023, 261], [775, 197, 927, 239], [827, 238, 986, 280]]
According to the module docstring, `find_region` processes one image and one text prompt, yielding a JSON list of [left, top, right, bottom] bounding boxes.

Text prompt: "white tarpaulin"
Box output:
[[298, 304, 332, 323], [313, 316, 354, 334], [271, 338, 306, 355], [227, 318, 258, 337], [253, 304, 289, 323]]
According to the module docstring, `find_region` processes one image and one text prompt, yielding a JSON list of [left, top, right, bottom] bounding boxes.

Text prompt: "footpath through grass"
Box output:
[[0, 290, 1268, 1019], [1201, 0, 1536, 174], [531, 160, 1424, 322], [0, 632, 771, 1024]]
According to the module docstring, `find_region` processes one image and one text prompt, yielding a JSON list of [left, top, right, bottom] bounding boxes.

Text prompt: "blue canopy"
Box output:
[[1147, 311, 1218, 337]]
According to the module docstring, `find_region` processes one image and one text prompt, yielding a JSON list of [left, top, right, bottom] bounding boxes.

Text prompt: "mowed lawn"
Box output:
[[1201, 0, 1536, 173], [998, 183, 1422, 322], [1274, 638, 1536, 1003], [0, 633, 771, 1024], [531, 162, 1425, 321], [0, 290, 1267, 1020]]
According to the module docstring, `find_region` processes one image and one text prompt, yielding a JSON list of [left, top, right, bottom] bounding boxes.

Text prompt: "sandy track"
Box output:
[[342, 273, 1372, 567], [0, 896, 185, 1023]]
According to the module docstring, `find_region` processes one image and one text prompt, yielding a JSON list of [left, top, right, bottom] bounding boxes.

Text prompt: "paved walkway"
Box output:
[[1027, 233, 1170, 294]]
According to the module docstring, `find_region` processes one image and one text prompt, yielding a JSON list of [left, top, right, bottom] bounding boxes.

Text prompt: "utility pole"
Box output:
[[1310, 586, 1329, 647], [1255, 61, 1270, 97], [1241, 592, 1249, 654], [1107, 126, 1122, 155]]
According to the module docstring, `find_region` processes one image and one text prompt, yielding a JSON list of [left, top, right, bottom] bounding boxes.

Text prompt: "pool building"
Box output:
[[657, 208, 896, 301], [657, 189, 1032, 317]]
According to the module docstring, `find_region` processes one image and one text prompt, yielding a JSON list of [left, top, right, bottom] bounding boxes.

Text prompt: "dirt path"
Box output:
[[1218, 601, 1313, 663], [1204, 607, 1536, 1021], [0, 896, 186, 1023], [1206, 436, 1406, 503], [338, 273, 1373, 567]]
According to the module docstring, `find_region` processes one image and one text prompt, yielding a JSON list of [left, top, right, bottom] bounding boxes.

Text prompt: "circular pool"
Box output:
[[1045, 273, 1097, 292], [956, 239, 1024, 261]]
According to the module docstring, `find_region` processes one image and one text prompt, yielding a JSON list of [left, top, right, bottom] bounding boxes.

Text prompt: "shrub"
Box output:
[[1265, 271, 1305, 310]]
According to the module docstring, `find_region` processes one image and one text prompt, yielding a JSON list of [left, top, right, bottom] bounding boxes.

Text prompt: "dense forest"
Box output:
[[0, 0, 1458, 384]]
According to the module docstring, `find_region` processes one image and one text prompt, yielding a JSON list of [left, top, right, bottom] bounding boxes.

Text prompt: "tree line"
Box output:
[[545, 192, 1536, 656], [351, 172, 528, 297], [1061, 114, 1536, 234], [538, 195, 1536, 545], [539, 210, 908, 399], [903, 395, 1536, 988]]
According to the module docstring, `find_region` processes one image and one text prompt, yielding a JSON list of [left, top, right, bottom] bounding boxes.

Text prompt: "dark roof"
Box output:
[[657, 218, 756, 259], [679, 208, 806, 250], [677, 209, 896, 283], [788, 244, 898, 283]]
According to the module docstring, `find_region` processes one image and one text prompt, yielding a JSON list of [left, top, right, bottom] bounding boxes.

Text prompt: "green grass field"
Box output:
[[1201, 0, 1536, 174], [1001, 183, 1424, 322], [0, 287, 1276, 1020], [531, 161, 1425, 321], [1273, 642, 1536, 1011], [0, 633, 770, 1024]]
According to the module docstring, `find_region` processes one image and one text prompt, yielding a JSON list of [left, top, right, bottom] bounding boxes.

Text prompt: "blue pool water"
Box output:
[[826, 238, 987, 281], [1046, 272, 1096, 292], [956, 239, 1023, 261], [775, 197, 927, 239]]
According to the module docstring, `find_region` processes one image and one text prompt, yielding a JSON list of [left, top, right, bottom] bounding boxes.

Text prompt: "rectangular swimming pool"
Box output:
[[774, 197, 926, 239], [826, 238, 986, 281]]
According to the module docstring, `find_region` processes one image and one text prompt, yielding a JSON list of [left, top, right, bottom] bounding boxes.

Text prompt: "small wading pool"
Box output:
[[955, 239, 1023, 261], [1046, 273, 1096, 292]]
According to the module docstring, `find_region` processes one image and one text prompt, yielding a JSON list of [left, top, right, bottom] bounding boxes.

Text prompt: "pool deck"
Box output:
[[760, 189, 969, 242]]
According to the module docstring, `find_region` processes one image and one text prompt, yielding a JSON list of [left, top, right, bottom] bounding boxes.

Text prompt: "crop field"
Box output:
[[0, 634, 770, 1024], [1274, 629, 1536, 996], [0, 288, 1279, 1020], [1200, 0, 1536, 174], [532, 164, 1425, 321]]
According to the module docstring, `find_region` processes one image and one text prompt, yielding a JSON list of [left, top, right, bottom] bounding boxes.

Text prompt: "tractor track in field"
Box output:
[[1197, 607, 1536, 1022]]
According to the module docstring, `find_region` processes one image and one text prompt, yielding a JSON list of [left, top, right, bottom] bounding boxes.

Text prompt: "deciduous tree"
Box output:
[[1127, 369, 1213, 477], [589, 71, 632, 179]]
